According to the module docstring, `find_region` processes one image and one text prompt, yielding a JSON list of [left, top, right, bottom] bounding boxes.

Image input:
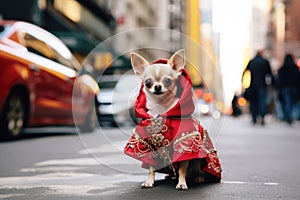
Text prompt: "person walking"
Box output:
[[244, 49, 273, 125], [277, 54, 300, 124]]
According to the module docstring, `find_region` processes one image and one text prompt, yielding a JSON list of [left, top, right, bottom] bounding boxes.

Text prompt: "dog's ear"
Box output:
[[130, 52, 149, 78], [168, 49, 185, 74]]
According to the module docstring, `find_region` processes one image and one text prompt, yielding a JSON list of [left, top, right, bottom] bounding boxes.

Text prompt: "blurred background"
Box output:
[[1, 0, 299, 115], [1, 2, 300, 199]]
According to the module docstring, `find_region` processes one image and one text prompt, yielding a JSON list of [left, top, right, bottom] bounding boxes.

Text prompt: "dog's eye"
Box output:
[[163, 77, 172, 87], [145, 78, 153, 88]]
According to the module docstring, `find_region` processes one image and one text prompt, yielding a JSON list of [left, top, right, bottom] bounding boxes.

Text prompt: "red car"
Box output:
[[0, 21, 99, 139]]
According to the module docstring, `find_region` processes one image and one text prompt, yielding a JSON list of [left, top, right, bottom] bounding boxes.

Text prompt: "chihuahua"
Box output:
[[130, 49, 190, 190]]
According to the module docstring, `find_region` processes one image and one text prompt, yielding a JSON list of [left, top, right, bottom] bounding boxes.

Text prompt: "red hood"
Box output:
[[134, 59, 195, 119]]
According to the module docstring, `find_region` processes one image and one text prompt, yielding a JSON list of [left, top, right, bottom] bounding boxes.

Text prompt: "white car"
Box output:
[[96, 73, 141, 126]]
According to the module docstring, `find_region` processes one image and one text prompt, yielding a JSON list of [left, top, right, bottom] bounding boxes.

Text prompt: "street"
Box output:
[[0, 115, 300, 200]]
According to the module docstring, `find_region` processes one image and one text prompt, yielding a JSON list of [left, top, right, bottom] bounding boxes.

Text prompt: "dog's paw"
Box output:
[[175, 183, 188, 190], [194, 176, 205, 183], [141, 181, 155, 188]]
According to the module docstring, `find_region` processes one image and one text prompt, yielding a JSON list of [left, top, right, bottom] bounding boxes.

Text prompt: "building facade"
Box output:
[[267, 0, 300, 69], [106, 0, 174, 60], [0, 0, 117, 63]]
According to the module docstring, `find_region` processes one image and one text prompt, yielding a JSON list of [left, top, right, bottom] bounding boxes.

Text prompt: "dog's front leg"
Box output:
[[176, 160, 189, 190], [141, 165, 155, 188]]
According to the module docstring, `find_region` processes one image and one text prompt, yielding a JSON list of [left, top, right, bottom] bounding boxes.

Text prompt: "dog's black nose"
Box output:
[[154, 85, 162, 92]]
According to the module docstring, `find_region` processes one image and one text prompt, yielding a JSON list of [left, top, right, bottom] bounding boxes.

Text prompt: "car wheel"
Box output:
[[0, 93, 26, 139]]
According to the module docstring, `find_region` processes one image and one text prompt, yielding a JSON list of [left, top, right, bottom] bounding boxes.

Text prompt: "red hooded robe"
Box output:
[[124, 59, 221, 181]]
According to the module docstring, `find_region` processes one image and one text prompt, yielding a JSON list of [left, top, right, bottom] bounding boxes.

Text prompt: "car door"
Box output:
[[43, 31, 96, 125], [19, 28, 77, 124]]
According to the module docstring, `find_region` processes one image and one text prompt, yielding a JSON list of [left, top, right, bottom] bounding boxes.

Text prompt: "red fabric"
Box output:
[[124, 59, 222, 180]]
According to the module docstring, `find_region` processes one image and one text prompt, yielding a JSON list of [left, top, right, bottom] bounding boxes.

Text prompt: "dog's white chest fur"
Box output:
[[144, 88, 179, 117]]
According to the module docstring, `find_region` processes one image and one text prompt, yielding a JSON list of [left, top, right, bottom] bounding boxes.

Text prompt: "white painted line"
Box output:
[[0, 172, 95, 185], [264, 182, 279, 186], [0, 194, 25, 199], [223, 181, 279, 186], [78, 146, 121, 155], [0, 185, 118, 197], [223, 181, 245, 184], [35, 155, 141, 167], [35, 158, 100, 166], [20, 166, 83, 173], [77, 142, 126, 155]]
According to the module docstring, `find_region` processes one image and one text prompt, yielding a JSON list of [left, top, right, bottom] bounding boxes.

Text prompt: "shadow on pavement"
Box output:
[[0, 127, 79, 143], [23, 127, 79, 139], [89, 178, 220, 200]]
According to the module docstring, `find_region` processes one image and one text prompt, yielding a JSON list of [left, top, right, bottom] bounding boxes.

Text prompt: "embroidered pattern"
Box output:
[[124, 129, 175, 174], [145, 117, 168, 134], [124, 116, 221, 179], [207, 150, 222, 173], [173, 131, 203, 153], [125, 132, 154, 158], [148, 133, 170, 148]]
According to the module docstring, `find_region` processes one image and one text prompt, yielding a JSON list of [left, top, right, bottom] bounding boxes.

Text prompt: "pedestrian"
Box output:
[[243, 49, 273, 125], [277, 53, 300, 124]]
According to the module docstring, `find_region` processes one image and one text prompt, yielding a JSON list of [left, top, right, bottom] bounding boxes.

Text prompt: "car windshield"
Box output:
[[98, 75, 119, 89], [99, 80, 118, 89], [17, 23, 80, 71]]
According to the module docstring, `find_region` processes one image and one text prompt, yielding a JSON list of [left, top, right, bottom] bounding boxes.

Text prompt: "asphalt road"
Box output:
[[0, 115, 300, 200]]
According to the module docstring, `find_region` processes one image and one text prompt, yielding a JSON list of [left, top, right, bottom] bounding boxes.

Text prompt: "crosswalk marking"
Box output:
[[223, 181, 279, 186], [0, 142, 280, 198]]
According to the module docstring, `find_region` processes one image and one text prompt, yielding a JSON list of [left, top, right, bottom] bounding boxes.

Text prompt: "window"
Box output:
[[22, 32, 56, 60], [19, 29, 79, 71]]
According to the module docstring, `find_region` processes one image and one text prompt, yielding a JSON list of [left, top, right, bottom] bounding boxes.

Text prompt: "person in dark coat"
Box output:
[[244, 49, 273, 125], [277, 54, 300, 124]]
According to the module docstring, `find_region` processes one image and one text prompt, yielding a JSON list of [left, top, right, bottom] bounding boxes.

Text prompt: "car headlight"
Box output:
[[79, 74, 100, 94]]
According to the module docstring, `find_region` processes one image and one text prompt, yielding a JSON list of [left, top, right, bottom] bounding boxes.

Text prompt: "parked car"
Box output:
[[96, 73, 141, 126], [0, 21, 99, 139]]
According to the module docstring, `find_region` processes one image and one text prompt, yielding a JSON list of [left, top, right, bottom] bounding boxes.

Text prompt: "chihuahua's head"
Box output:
[[130, 49, 186, 99]]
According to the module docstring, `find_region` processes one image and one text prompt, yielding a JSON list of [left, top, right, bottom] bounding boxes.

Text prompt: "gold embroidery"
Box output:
[[145, 117, 167, 134], [148, 133, 170, 148], [173, 131, 205, 153], [207, 150, 222, 173], [126, 130, 175, 174], [125, 131, 155, 158]]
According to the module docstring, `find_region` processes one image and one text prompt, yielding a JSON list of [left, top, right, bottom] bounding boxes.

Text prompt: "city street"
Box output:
[[0, 115, 300, 200], [1, 1, 300, 200]]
